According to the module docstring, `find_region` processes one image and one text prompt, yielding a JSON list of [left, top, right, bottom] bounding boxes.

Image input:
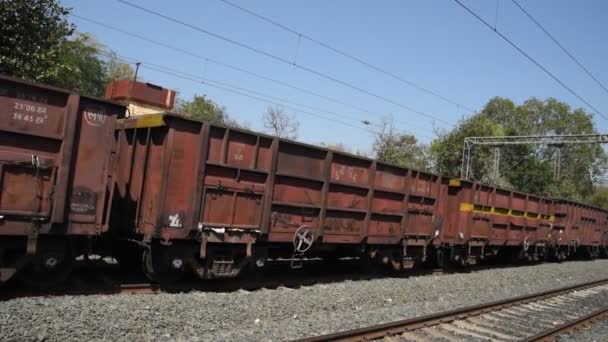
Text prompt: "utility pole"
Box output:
[[133, 62, 142, 82], [553, 148, 561, 181], [492, 147, 500, 181]]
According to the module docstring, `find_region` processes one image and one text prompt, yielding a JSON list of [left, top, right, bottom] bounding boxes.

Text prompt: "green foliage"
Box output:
[[587, 187, 608, 209], [177, 95, 240, 127], [374, 117, 432, 171], [431, 113, 501, 177], [0, 0, 134, 97], [105, 51, 135, 84], [431, 97, 607, 200], [49, 33, 107, 97], [0, 0, 74, 81]]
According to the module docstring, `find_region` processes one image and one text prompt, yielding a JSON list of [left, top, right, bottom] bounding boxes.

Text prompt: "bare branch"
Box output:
[[263, 106, 299, 139]]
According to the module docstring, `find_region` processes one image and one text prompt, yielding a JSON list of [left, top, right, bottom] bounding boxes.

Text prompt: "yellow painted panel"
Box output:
[[459, 203, 474, 212], [134, 113, 165, 128], [449, 179, 461, 187]]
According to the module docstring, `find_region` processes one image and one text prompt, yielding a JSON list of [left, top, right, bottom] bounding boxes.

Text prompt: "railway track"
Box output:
[[296, 278, 608, 342]]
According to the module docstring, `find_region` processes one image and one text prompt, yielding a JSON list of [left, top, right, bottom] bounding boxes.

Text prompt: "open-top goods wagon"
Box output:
[[112, 112, 608, 282], [0, 75, 124, 285], [112, 113, 446, 281]]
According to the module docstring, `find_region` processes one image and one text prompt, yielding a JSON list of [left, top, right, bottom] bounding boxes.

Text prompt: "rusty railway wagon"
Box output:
[[0, 75, 124, 285], [113, 113, 449, 280], [112, 113, 608, 282], [1, 75, 607, 286]]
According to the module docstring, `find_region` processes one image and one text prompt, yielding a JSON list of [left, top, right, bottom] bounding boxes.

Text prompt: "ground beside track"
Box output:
[[2, 260, 608, 342], [557, 316, 608, 342]]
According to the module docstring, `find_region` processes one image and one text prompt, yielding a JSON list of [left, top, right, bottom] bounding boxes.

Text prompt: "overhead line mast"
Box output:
[[461, 134, 608, 181]]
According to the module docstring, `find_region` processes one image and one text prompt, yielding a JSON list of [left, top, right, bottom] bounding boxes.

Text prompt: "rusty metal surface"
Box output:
[[105, 80, 176, 110], [116, 115, 447, 249], [0, 74, 124, 237], [115, 112, 608, 259]]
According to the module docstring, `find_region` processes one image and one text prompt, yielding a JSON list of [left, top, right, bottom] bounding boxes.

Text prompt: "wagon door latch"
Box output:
[[291, 225, 314, 269]]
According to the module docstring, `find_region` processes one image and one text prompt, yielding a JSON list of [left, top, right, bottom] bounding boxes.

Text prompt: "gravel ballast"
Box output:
[[2, 260, 608, 342], [557, 317, 608, 342]]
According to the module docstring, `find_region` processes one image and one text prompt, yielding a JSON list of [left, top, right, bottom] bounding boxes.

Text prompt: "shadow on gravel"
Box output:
[[1, 258, 602, 299]]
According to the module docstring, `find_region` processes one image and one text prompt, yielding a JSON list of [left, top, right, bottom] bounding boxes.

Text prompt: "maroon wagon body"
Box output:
[[0, 75, 124, 237], [114, 114, 269, 246], [113, 114, 443, 252], [113, 113, 608, 267], [2, 75, 608, 285], [438, 181, 566, 255]]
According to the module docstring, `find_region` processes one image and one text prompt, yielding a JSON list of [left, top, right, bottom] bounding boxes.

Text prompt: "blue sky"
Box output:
[[63, 0, 608, 153]]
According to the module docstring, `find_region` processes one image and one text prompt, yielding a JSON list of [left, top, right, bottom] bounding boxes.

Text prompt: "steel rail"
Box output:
[[294, 277, 608, 342], [522, 306, 608, 342]]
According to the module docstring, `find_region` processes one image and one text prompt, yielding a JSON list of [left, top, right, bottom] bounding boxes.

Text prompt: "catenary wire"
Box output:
[[452, 0, 608, 121], [100, 50, 437, 140], [217, 0, 475, 113], [97, 51, 381, 134], [71, 14, 438, 135], [99, 49, 427, 136], [71, 14, 370, 116], [510, 0, 608, 96], [115, 0, 456, 127]]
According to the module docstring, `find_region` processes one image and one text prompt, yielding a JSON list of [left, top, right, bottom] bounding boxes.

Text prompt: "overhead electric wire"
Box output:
[[101, 50, 437, 140], [71, 15, 367, 115], [96, 50, 380, 134], [510, 0, 608, 96], [452, 0, 608, 121], [217, 0, 475, 113], [147, 66, 377, 134], [116, 0, 456, 127], [71, 14, 437, 135]]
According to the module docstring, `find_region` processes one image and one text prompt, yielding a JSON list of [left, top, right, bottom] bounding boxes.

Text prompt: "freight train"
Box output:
[[1, 74, 607, 287]]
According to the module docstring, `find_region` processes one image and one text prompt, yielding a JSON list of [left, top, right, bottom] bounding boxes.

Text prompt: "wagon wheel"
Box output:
[[18, 241, 73, 289], [142, 245, 187, 284], [293, 225, 314, 253]]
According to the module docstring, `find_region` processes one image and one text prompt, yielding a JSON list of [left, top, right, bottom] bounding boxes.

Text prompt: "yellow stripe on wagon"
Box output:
[[117, 113, 166, 128], [133, 113, 165, 128], [458, 202, 555, 222]]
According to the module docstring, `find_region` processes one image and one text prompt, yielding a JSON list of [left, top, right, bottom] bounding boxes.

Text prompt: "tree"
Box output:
[[0, 0, 74, 82], [177, 94, 240, 127], [319, 142, 368, 157], [263, 106, 299, 139], [587, 186, 608, 209], [49, 33, 107, 97], [0, 0, 135, 97], [373, 117, 432, 171], [104, 51, 135, 83], [431, 97, 607, 199], [320, 142, 350, 153]]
